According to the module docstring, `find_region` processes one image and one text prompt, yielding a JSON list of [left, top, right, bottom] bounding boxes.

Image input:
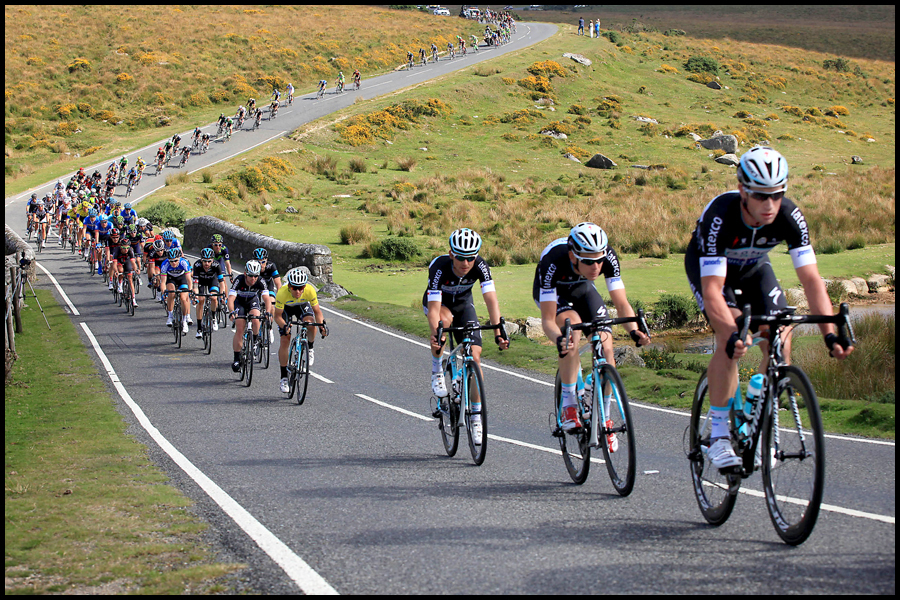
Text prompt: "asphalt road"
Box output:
[[5, 22, 895, 594]]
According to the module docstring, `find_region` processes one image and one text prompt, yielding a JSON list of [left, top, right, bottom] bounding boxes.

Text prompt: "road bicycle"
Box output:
[[284, 316, 326, 404], [686, 303, 856, 545], [551, 312, 650, 494], [125, 179, 134, 197], [431, 319, 509, 466], [35, 221, 47, 253], [166, 289, 193, 349], [118, 272, 136, 316], [317, 86, 326, 100], [354, 77, 361, 91], [254, 311, 273, 370], [233, 314, 261, 387], [156, 157, 164, 175], [179, 151, 190, 168], [196, 292, 218, 355]]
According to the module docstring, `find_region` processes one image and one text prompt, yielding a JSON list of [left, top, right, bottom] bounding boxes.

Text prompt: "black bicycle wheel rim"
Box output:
[[465, 362, 488, 465], [762, 365, 825, 545], [261, 322, 270, 369], [295, 342, 309, 404], [244, 329, 254, 387], [599, 364, 636, 496], [203, 307, 212, 354], [439, 360, 460, 456], [174, 303, 182, 348], [688, 370, 739, 526], [555, 370, 590, 484]]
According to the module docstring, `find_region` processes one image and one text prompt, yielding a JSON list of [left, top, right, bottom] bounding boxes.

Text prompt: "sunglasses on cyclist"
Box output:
[[212, 243, 223, 247], [573, 252, 606, 266], [453, 254, 476, 263], [748, 191, 785, 202], [289, 284, 306, 291]]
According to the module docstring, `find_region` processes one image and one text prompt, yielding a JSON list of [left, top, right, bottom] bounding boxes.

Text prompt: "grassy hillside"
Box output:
[[4, 5, 484, 182], [139, 23, 894, 292], [513, 5, 896, 62]]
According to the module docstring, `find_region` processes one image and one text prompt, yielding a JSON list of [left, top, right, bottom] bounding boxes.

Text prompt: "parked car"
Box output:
[[433, 7, 450, 15]]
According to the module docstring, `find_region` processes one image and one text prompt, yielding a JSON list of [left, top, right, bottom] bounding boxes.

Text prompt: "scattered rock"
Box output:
[[706, 81, 722, 90], [563, 153, 582, 163], [263, 203, 272, 212], [714, 153, 740, 166], [503, 321, 521, 338], [563, 52, 592, 66], [698, 133, 738, 154], [836, 279, 859, 298], [284, 206, 298, 214], [524, 317, 545, 340], [541, 130, 568, 140], [614, 346, 645, 368], [585, 153, 618, 169], [633, 116, 658, 124], [867, 274, 892, 293], [851, 155, 863, 164], [849, 277, 869, 295]]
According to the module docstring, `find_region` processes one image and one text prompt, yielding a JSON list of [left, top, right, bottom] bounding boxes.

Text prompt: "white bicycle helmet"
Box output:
[[448, 228, 482, 257], [245, 259, 262, 276], [737, 146, 788, 192], [285, 267, 308, 287], [567, 222, 608, 255]]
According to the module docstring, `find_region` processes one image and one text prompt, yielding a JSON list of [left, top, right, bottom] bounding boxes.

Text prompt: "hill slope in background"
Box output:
[[512, 4, 895, 61]]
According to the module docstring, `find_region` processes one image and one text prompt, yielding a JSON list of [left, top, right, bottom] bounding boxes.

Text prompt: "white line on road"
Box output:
[[35, 260, 80, 315], [80, 322, 339, 595]]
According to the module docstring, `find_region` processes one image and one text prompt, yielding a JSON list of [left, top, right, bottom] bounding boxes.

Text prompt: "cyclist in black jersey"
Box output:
[[425, 229, 508, 399], [228, 260, 268, 372], [685, 146, 853, 468], [192, 248, 224, 338], [534, 223, 649, 432]]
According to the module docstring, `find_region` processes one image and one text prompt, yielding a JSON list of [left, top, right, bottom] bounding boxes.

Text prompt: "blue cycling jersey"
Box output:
[[83, 216, 100, 232], [95, 221, 113, 237], [160, 257, 192, 277]]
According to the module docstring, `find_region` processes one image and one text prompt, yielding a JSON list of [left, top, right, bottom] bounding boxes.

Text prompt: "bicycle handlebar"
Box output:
[[560, 309, 651, 355], [436, 316, 509, 352], [737, 302, 856, 350]]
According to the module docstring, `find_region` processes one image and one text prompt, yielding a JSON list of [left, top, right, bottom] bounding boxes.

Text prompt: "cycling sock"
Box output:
[[561, 382, 578, 409], [710, 403, 732, 440], [432, 355, 442, 373], [280, 366, 288, 379], [604, 395, 614, 419], [233, 351, 240, 362]]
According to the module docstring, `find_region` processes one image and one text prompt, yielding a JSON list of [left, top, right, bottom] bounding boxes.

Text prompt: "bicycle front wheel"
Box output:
[[554, 370, 590, 484], [294, 340, 310, 404], [598, 364, 636, 496], [688, 370, 739, 526], [203, 306, 213, 354], [173, 301, 182, 348], [243, 329, 254, 387], [439, 361, 460, 457], [762, 365, 825, 545], [464, 362, 488, 466]]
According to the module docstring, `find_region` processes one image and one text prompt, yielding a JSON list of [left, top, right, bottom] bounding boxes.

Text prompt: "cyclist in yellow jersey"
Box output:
[[273, 268, 328, 394]]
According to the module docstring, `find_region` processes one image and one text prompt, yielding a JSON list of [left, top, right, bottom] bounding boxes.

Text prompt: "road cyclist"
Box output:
[[286, 83, 294, 105], [352, 69, 361, 90], [227, 260, 269, 375], [534, 222, 650, 437], [110, 237, 139, 311], [273, 268, 328, 396], [683, 146, 854, 470], [425, 228, 509, 447], [192, 247, 224, 343], [159, 246, 193, 334], [254, 247, 281, 344]]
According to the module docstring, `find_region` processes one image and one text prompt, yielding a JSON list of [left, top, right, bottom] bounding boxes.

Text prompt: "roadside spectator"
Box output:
[[595, 20, 601, 38], [589, 20, 594, 38], [578, 17, 584, 35]]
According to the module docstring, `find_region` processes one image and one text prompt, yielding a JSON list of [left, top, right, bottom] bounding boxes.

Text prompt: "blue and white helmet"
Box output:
[[567, 222, 608, 255], [737, 146, 788, 192], [448, 228, 482, 257]]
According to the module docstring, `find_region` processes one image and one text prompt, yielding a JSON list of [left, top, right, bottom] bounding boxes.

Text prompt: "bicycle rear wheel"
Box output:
[[762, 365, 825, 545], [439, 361, 460, 457], [688, 370, 739, 526], [598, 364, 636, 496], [464, 362, 487, 465], [554, 371, 590, 484]]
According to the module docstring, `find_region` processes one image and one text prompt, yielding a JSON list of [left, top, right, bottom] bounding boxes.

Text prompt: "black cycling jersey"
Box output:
[[422, 254, 495, 307], [532, 238, 624, 305], [192, 260, 223, 286], [686, 191, 816, 280], [229, 274, 268, 303]]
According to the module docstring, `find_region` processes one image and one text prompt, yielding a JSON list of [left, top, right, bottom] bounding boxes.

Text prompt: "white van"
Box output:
[[433, 7, 450, 16]]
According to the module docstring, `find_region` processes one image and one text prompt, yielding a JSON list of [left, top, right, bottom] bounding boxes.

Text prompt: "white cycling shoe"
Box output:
[[431, 373, 449, 398]]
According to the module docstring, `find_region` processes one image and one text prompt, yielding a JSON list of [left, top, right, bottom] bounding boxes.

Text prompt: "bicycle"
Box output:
[[35, 222, 46, 253], [284, 316, 326, 404], [686, 303, 856, 545], [196, 292, 218, 355], [551, 312, 650, 494], [119, 274, 135, 316], [254, 311, 272, 370], [316, 86, 326, 100], [156, 157, 163, 175], [125, 179, 134, 197], [233, 314, 261, 387], [430, 319, 509, 466], [179, 151, 190, 168], [168, 289, 193, 349]]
